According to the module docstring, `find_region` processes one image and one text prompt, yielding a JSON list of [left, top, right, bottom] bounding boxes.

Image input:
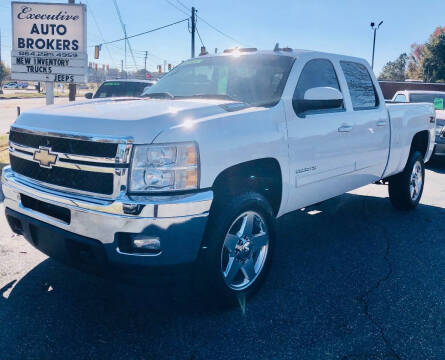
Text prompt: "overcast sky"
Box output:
[[0, 0, 443, 75]]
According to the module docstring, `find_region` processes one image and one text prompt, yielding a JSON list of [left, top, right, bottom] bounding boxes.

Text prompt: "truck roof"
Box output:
[[200, 49, 370, 66], [396, 90, 445, 95], [102, 79, 156, 84]]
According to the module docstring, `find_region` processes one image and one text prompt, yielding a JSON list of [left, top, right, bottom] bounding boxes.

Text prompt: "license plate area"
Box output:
[[20, 194, 71, 224]]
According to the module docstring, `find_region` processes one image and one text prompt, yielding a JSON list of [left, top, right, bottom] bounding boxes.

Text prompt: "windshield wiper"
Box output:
[[143, 92, 175, 99]]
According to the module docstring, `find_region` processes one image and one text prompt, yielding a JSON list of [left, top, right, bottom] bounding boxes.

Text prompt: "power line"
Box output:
[[171, 0, 250, 46], [99, 19, 189, 46], [84, 0, 117, 67], [164, 0, 189, 16], [112, 0, 138, 70], [196, 26, 205, 47], [175, 0, 190, 11], [196, 14, 248, 46]]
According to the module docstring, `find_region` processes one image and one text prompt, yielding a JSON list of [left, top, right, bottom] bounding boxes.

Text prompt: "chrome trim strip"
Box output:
[[11, 125, 134, 144], [116, 248, 162, 257]]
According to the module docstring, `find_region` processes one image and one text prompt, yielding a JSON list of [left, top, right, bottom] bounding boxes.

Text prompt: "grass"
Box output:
[[0, 91, 73, 99], [0, 134, 9, 170], [0, 92, 45, 99]]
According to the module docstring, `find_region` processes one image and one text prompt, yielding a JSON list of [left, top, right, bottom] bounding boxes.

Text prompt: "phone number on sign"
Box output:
[[15, 51, 80, 58]]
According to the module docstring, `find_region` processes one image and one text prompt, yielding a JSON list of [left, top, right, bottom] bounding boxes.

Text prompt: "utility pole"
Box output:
[[68, 0, 76, 101], [144, 51, 148, 79], [370, 21, 383, 70], [124, 24, 127, 78], [121, 59, 124, 78], [191, 7, 196, 58]]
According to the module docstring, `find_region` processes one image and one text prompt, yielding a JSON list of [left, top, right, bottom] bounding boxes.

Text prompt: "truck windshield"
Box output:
[[410, 93, 445, 103], [142, 54, 294, 107], [94, 82, 151, 98]]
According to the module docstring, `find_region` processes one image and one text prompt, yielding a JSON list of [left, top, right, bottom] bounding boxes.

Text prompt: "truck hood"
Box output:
[[13, 97, 244, 143]]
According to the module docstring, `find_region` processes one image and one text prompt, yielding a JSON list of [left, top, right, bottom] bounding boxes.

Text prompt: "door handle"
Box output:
[[376, 120, 387, 127], [338, 125, 353, 132]]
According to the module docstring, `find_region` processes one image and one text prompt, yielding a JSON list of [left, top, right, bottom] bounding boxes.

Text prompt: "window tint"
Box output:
[[294, 59, 341, 99], [293, 59, 343, 115], [409, 93, 445, 103], [340, 61, 379, 110], [394, 94, 407, 102], [94, 82, 151, 98]]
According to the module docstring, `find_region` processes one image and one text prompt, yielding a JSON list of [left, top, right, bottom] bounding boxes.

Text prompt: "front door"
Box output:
[[284, 58, 357, 210]]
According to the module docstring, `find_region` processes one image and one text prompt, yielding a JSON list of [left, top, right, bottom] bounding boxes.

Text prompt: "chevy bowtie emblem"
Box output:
[[33, 147, 58, 168]]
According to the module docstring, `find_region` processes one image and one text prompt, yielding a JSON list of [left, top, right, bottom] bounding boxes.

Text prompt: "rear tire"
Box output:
[[195, 192, 275, 306], [388, 151, 425, 211]]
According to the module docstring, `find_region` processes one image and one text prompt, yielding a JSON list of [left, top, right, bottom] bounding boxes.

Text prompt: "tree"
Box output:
[[422, 28, 445, 82], [405, 26, 445, 83], [378, 53, 408, 81], [406, 43, 424, 80], [0, 62, 11, 84]]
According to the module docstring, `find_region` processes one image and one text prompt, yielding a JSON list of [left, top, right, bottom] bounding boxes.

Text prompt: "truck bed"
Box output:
[[383, 102, 436, 178]]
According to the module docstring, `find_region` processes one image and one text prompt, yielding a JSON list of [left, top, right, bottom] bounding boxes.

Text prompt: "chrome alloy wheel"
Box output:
[[410, 160, 423, 201], [220, 211, 270, 291]]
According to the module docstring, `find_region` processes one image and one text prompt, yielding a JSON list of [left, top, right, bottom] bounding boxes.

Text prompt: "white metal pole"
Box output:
[[45, 81, 54, 105]]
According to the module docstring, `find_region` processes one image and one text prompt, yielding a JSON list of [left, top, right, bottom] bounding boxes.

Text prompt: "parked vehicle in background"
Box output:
[[85, 79, 157, 99], [392, 90, 445, 157], [2, 48, 436, 304], [3, 82, 19, 89], [379, 80, 445, 100]]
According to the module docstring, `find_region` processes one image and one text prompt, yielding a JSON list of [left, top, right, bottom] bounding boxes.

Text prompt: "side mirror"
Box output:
[[293, 87, 343, 115], [85, 92, 93, 99]]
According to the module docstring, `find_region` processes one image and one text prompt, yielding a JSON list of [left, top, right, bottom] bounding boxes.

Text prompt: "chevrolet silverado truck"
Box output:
[[392, 90, 445, 157], [2, 48, 436, 303]]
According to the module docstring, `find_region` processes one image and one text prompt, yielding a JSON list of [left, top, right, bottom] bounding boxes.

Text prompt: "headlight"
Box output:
[[436, 125, 444, 136], [129, 142, 199, 193]]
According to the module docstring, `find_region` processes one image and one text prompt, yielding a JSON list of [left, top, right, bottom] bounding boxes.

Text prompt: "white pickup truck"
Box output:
[[2, 48, 436, 303]]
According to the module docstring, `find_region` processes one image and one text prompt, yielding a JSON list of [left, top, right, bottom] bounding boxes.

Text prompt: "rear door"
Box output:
[[338, 61, 390, 183]]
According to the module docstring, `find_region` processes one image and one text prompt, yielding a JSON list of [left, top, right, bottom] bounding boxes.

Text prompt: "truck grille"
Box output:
[[8, 127, 132, 198], [10, 156, 114, 195]]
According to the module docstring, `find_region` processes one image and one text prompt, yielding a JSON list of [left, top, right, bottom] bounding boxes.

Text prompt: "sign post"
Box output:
[[45, 81, 54, 105], [10, 2, 87, 105]]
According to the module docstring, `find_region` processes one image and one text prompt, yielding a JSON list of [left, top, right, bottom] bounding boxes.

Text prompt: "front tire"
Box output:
[[196, 192, 275, 305], [388, 151, 425, 210]]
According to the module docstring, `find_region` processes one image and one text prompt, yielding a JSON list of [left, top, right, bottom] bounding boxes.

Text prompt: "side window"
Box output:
[[293, 59, 343, 116], [340, 61, 379, 110], [394, 94, 407, 103]]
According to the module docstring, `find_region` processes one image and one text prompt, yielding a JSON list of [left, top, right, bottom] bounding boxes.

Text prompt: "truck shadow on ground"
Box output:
[[426, 156, 445, 174], [2, 189, 445, 359]]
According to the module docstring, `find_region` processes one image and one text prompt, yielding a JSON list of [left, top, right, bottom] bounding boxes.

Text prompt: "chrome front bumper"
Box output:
[[2, 166, 213, 267]]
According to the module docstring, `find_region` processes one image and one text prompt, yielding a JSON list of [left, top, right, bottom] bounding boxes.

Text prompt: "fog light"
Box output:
[[132, 236, 161, 251]]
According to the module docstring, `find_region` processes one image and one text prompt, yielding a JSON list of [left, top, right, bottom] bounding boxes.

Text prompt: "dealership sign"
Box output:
[[11, 2, 87, 83]]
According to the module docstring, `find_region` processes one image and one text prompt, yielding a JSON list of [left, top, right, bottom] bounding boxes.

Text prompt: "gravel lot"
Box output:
[[0, 97, 71, 134], [1, 159, 445, 360]]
